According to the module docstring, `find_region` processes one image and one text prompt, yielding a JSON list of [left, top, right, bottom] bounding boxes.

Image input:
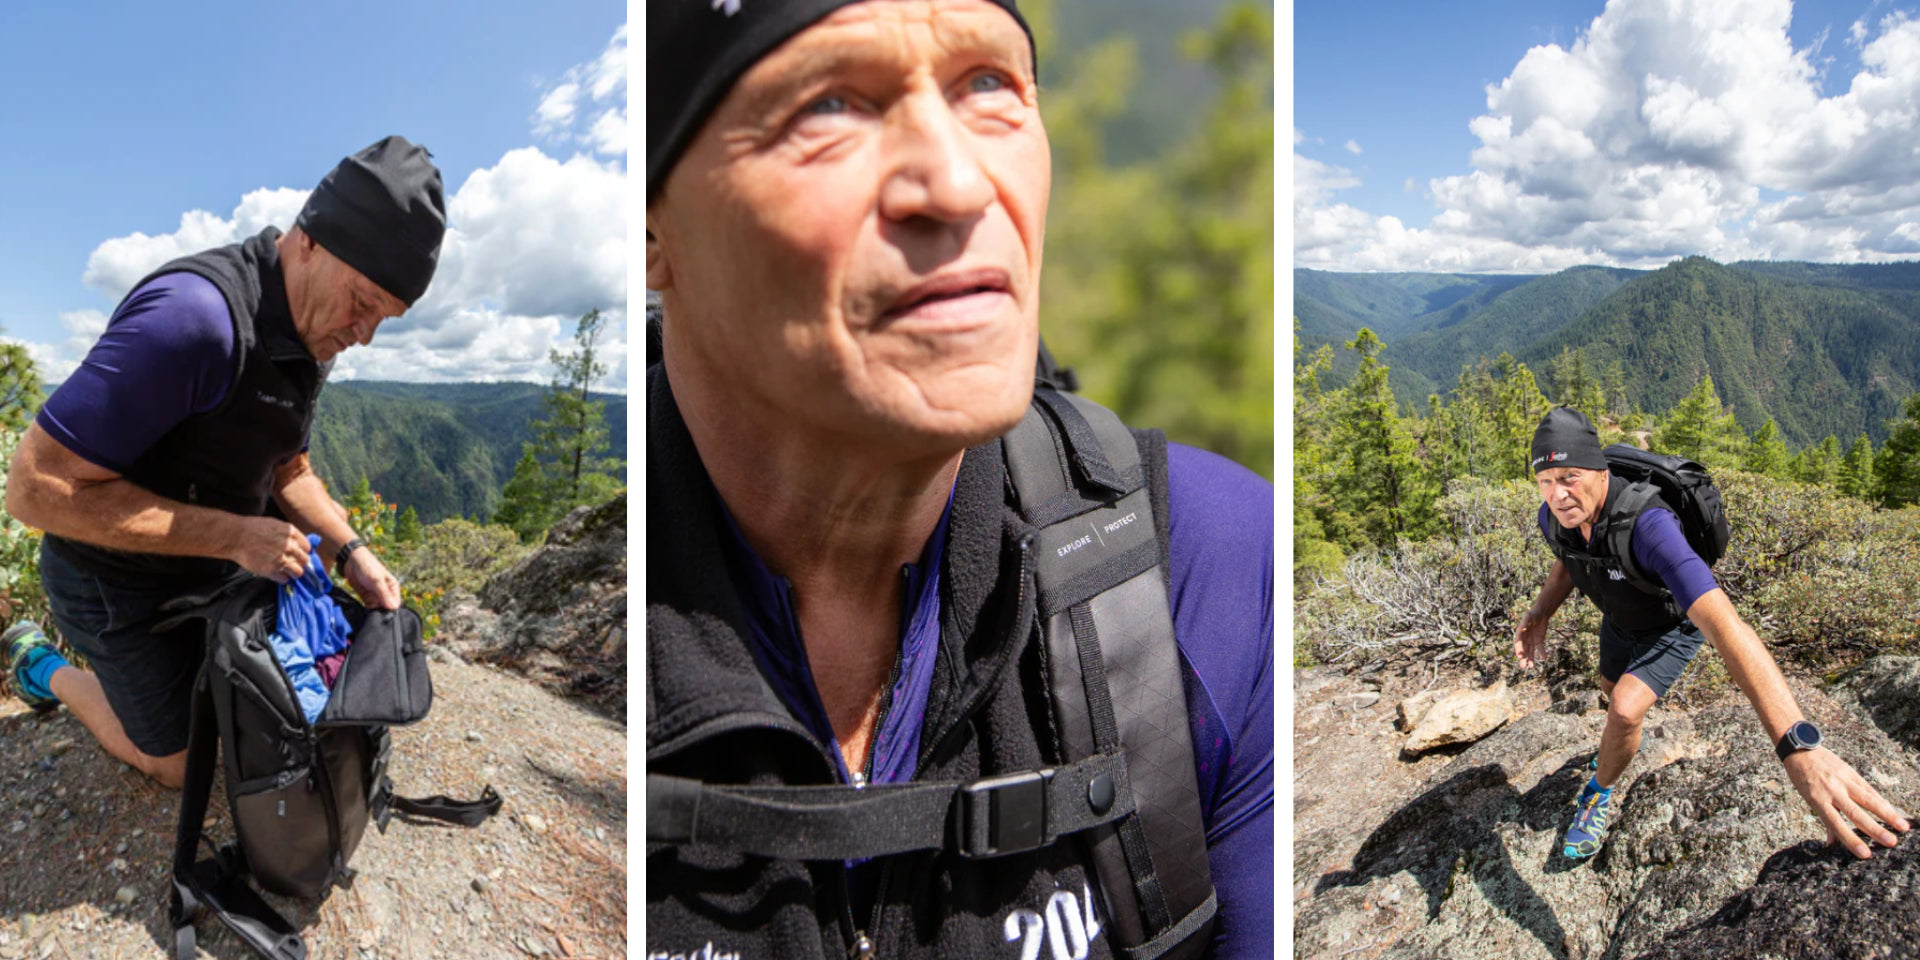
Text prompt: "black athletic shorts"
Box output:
[[1598, 617, 1704, 699], [39, 541, 215, 757]]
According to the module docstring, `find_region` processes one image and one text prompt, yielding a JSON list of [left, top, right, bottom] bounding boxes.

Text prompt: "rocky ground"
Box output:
[[441, 495, 626, 722], [0, 499, 630, 959], [1295, 655, 1920, 960]]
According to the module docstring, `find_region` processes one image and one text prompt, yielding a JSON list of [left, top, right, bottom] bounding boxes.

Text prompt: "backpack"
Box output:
[[647, 386, 1216, 960], [159, 576, 503, 960], [1598, 443, 1733, 595]]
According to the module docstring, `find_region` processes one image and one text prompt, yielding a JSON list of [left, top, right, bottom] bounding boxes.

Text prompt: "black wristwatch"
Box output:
[[334, 537, 367, 578], [1775, 720, 1824, 761]]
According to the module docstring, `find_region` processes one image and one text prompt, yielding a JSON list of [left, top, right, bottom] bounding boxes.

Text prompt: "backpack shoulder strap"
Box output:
[[1603, 482, 1671, 598], [1004, 387, 1218, 960]]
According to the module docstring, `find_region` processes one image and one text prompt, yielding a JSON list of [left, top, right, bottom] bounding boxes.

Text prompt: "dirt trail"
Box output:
[[0, 648, 625, 959]]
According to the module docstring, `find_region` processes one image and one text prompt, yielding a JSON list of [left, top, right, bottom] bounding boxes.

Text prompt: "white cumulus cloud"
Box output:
[[1296, 0, 1920, 272], [44, 23, 629, 392]]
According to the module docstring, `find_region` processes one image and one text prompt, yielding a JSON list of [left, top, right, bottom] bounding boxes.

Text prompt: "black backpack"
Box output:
[[647, 386, 1217, 960], [159, 577, 502, 960], [1599, 443, 1733, 594]]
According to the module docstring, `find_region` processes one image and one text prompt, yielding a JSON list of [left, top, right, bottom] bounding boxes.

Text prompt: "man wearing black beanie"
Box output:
[[646, 3, 1271, 959], [1517, 407, 1907, 863], [3, 136, 445, 793]]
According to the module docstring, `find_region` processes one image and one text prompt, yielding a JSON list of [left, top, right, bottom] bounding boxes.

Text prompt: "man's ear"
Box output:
[[645, 209, 672, 292]]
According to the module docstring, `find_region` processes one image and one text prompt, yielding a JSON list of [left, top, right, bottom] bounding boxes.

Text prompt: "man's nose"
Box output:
[[877, 86, 993, 226]]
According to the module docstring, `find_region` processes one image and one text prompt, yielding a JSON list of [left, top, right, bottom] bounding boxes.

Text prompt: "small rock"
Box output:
[[108, 858, 127, 872], [593, 827, 606, 842], [466, 731, 484, 743], [114, 886, 139, 906], [1403, 682, 1514, 755], [523, 814, 549, 835], [29, 803, 45, 818], [47, 739, 73, 756], [1397, 689, 1448, 732], [1337, 691, 1382, 710], [472, 876, 492, 894], [114, 841, 127, 854], [6, 821, 22, 835]]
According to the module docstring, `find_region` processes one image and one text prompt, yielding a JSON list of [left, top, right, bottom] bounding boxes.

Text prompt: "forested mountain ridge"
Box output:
[[1519, 257, 1920, 446], [308, 381, 628, 522], [1296, 257, 1920, 446]]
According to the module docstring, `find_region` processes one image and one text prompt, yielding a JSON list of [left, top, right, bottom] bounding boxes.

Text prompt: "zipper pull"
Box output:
[[848, 931, 875, 960]]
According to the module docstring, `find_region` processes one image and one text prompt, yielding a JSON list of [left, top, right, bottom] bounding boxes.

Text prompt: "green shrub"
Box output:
[[388, 518, 529, 637], [1297, 470, 1920, 674]]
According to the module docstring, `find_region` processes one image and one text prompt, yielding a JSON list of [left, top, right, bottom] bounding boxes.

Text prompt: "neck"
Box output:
[[669, 351, 961, 774]]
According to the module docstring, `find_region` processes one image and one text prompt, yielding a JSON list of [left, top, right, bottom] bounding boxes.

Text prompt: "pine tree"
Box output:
[[1743, 419, 1789, 478], [1328, 329, 1429, 544], [1652, 374, 1745, 469], [0, 342, 43, 433], [395, 506, 423, 544], [529, 309, 622, 508], [1872, 395, 1920, 505], [493, 449, 552, 543], [1549, 347, 1607, 425], [1790, 435, 1840, 486], [1843, 433, 1879, 501]]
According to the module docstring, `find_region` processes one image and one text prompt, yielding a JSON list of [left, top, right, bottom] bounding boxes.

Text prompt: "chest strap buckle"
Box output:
[[956, 769, 1052, 858]]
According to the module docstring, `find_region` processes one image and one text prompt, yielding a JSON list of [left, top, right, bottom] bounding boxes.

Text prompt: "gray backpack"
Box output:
[[161, 577, 501, 960]]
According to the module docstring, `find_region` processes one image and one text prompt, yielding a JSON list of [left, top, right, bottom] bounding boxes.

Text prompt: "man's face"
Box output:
[[1536, 466, 1610, 529], [284, 231, 407, 364], [647, 0, 1049, 452]]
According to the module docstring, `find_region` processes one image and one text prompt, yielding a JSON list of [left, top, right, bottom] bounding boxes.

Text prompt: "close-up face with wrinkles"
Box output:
[[284, 229, 407, 364], [647, 0, 1049, 454], [1536, 466, 1611, 531]]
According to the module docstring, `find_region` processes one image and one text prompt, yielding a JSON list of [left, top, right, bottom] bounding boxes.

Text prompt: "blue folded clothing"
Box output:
[[271, 535, 358, 723]]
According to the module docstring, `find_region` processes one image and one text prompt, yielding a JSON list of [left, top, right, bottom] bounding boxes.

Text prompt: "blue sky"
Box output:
[[1295, 0, 1920, 272], [0, 0, 627, 385]]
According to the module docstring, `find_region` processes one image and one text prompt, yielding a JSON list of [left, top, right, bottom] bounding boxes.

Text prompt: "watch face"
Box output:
[[1792, 721, 1823, 750]]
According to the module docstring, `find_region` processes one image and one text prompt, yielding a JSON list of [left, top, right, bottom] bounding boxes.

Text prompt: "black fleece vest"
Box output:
[[46, 227, 325, 584], [645, 367, 1181, 960], [1547, 476, 1685, 635]]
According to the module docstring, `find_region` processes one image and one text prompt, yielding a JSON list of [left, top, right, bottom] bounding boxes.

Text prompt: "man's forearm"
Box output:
[[15, 473, 248, 562], [1691, 592, 1803, 744], [1529, 560, 1576, 619]]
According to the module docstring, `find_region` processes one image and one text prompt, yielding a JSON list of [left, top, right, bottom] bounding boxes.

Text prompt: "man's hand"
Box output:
[[344, 547, 402, 610], [233, 517, 313, 583], [1783, 747, 1911, 858], [1513, 608, 1549, 669]]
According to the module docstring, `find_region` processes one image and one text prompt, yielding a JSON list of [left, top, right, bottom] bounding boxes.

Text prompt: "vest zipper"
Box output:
[[920, 532, 1035, 766]]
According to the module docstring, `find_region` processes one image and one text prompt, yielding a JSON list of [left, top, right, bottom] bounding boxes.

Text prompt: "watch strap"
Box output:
[[334, 538, 367, 578]]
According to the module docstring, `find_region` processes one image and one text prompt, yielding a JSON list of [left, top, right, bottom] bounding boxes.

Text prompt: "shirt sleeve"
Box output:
[[1164, 442, 1274, 960], [36, 272, 236, 473], [1630, 507, 1719, 612]]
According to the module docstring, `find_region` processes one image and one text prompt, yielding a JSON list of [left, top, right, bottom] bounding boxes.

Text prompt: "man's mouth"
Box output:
[[879, 268, 1013, 326]]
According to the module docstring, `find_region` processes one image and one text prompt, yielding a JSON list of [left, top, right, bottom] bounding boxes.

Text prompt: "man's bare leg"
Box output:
[[46, 665, 186, 789], [1595, 673, 1658, 789]]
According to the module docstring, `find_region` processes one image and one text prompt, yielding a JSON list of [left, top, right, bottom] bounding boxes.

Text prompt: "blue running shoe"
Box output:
[[5, 622, 62, 713], [1563, 784, 1612, 859]]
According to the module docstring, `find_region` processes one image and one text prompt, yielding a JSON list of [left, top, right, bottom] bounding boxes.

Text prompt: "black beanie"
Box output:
[[647, 0, 1035, 199], [295, 136, 447, 306], [1530, 407, 1609, 474]]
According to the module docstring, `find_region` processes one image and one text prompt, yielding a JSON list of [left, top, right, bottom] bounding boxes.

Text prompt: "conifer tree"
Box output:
[[1549, 347, 1607, 425], [1652, 374, 1745, 469], [1293, 332, 1349, 576], [395, 506, 423, 544], [1328, 329, 1428, 544], [1790, 435, 1840, 486], [1872, 394, 1920, 506], [493, 449, 551, 543], [1843, 433, 1879, 501], [1743, 419, 1789, 478]]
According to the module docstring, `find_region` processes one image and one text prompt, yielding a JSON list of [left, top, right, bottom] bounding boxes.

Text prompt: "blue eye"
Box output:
[[969, 73, 1008, 94], [805, 95, 849, 116]]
